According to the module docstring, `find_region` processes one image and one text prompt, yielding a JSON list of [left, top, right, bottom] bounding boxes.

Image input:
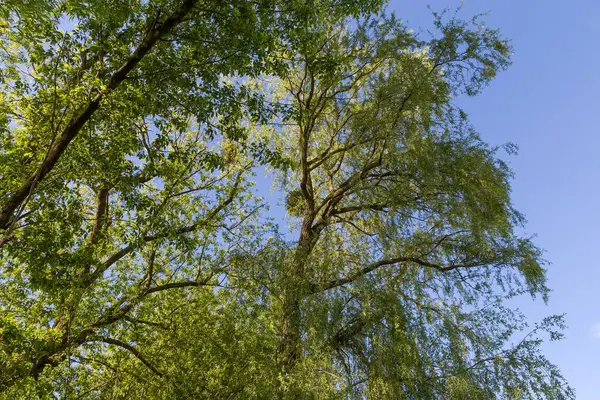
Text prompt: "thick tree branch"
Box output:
[[142, 249, 157, 290], [0, 0, 199, 230], [89, 187, 110, 245]]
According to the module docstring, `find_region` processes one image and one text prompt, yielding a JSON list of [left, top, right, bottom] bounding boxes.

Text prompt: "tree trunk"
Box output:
[[277, 217, 324, 394]]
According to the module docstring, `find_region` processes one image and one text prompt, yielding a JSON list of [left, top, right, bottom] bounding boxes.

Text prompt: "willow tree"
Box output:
[[0, 0, 573, 399], [266, 11, 574, 399]]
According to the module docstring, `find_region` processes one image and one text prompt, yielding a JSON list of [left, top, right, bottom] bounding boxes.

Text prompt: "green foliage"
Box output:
[[0, 1, 573, 399]]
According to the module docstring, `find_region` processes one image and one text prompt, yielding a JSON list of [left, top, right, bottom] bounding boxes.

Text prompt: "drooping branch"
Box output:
[[332, 203, 390, 215], [312, 256, 485, 293]]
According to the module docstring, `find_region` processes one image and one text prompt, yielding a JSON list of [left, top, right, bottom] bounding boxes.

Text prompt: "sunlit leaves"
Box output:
[[0, 1, 573, 399]]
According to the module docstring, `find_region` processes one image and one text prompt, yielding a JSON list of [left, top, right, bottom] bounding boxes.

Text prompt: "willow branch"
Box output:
[[313, 256, 484, 293]]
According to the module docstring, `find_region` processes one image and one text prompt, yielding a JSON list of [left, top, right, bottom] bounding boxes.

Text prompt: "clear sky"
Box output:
[[387, 0, 600, 397]]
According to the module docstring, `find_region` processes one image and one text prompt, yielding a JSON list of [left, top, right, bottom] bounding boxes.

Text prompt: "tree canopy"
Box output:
[[0, 0, 574, 399]]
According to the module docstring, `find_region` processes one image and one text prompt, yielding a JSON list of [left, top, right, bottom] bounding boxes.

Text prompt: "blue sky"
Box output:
[[388, 0, 600, 397]]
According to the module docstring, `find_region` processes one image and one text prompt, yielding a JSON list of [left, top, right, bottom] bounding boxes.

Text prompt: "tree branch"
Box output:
[[144, 280, 214, 295], [84, 170, 243, 286], [312, 256, 484, 293], [0, 0, 199, 230], [89, 187, 110, 245], [91, 336, 163, 377]]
